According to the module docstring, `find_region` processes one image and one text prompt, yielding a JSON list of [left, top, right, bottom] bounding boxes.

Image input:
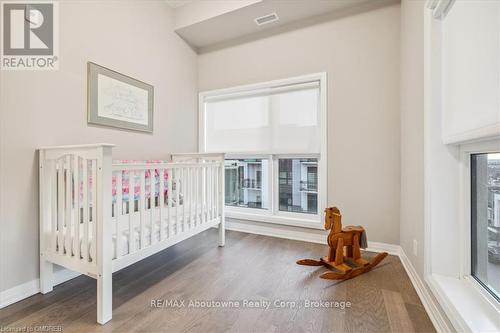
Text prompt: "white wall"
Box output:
[[400, 0, 425, 277], [198, 4, 401, 245], [0, 0, 198, 292]]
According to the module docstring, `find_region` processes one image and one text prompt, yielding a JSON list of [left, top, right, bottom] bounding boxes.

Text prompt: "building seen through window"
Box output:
[[471, 153, 500, 301], [224, 159, 269, 209], [278, 158, 318, 214]]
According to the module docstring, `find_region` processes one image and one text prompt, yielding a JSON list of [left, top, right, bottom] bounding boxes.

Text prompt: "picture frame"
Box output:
[[87, 62, 154, 133]]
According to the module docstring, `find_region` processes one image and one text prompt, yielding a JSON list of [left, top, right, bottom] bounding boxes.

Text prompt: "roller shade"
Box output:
[[203, 81, 320, 153]]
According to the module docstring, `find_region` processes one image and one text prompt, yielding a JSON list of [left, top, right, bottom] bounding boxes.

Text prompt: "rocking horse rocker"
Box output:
[[297, 207, 388, 280]]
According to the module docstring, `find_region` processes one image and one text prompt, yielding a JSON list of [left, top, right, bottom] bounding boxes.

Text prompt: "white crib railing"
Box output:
[[38, 144, 225, 324], [110, 160, 224, 271]]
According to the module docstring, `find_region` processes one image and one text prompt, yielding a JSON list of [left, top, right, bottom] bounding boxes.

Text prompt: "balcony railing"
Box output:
[[241, 178, 262, 189], [300, 181, 317, 192]]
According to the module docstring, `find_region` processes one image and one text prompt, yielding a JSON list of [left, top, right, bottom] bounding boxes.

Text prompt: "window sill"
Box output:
[[225, 210, 323, 230], [427, 274, 500, 332]]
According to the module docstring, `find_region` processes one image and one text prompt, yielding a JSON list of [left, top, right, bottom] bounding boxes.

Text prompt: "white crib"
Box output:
[[38, 144, 225, 324]]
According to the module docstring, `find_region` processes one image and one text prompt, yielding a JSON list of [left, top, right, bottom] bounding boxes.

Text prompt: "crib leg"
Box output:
[[39, 258, 53, 294], [97, 273, 112, 324], [218, 217, 225, 247]]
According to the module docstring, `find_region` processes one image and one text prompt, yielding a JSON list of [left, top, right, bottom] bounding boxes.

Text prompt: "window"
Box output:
[[471, 153, 500, 301], [278, 158, 318, 214], [224, 159, 269, 209], [200, 73, 327, 227]]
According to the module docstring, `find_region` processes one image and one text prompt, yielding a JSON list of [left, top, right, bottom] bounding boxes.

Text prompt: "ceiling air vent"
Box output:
[[254, 13, 279, 26]]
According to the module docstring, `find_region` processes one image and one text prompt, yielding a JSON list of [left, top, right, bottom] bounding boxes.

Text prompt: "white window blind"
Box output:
[[203, 81, 320, 153]]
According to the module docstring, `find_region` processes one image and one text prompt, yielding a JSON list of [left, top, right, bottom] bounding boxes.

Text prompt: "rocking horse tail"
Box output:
[[360, 229, 368, 249]]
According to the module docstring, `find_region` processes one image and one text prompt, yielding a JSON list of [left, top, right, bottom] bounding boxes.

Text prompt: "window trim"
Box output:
[[199, 73, 327, 229]]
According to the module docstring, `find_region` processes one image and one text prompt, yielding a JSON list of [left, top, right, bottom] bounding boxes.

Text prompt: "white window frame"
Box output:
[[459, 139, 500, 308], [198, 73, 328, 229], [423, 1, 500, 331]]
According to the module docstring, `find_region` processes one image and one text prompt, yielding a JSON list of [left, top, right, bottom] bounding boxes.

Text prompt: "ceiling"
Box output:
[[168, 0, 398, 52]]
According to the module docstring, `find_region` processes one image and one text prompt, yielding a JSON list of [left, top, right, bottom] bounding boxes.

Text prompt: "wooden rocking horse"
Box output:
[[297, 207, 388, 280]]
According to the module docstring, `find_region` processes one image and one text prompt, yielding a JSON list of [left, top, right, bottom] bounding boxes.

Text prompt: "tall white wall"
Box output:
[[400, 0, 425, 277], [198, 4, 402, 244], [0, 0, 198, 292]]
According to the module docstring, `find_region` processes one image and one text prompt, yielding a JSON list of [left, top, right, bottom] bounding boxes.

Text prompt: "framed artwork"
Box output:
[[87, 62, 154, 133]]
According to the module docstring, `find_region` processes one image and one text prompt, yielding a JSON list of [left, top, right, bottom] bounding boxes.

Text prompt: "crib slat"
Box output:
[[213, 166, 216, 220], [215, 164, 219, 219], [209, 166, 214, 221], [51, 161, 57, 254], [205, 166, 209, 223], [186, 167, 191, 230], [57, 160, 64, 255], [199, 166, 205, 224], [115, 171, 123, 259], [207, 166, 213, 221], [191, 167, 195, 228], [91, 160, 97, 262], [73, 156, 80, 260], [150, 168, 156, 244], [215, 165, 219, 219], [202, 166, 207, 225], [193, 167, 197, 227], [82, 160, 89, 262], [195, 166, 200, 227], [128, 171, 135, 253], [219, 161, 225, 247], [167, 168, 173, 237], [175, 168, 180, 234], [65, 156, 72, 257], [214, 166, 217, 219], [199, 166, 203, 225], [205, 165, 209, 222], [159, 168, 165, 241], [139, 170, 146, 249], [210, 166, 214, 220], [213, 166, 217, 220], [181, 168, 186, 232], [208, 166, 214, 221]]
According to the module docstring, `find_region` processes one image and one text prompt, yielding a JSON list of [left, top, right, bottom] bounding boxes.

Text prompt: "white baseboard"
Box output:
[[0, 269, 81, 309], [398, 249, 455, 333], [0, 279, 39, 310], [226, 219, 453, 332], [365, 241, 401, 256], [225, 219, 401, 255], [226, 219, 327, 244], [52, 269, 81, 287]]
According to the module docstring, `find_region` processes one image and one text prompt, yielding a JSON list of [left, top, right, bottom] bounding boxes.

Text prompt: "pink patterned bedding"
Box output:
[[80, 160, 170, 204]]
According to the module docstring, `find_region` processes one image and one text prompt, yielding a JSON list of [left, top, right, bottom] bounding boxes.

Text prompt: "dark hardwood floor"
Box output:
[[0, 230, 435, 333]]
